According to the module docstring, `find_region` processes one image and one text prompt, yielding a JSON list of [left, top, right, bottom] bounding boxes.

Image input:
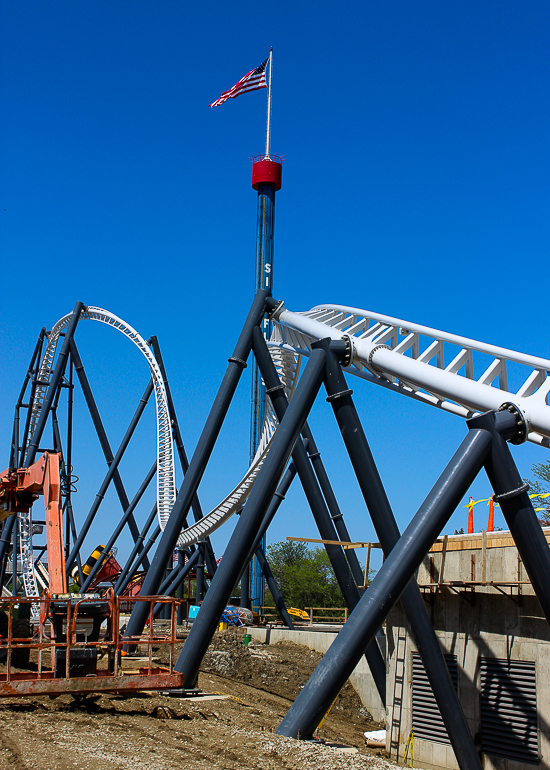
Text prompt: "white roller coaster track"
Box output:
[[23, 306, 300, 598], [270, 303, 550, 447], [22, 300, 549, 602]]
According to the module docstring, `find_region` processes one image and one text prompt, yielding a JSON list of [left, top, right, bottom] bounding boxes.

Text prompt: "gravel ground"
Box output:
[[0, 630, 397, 770]]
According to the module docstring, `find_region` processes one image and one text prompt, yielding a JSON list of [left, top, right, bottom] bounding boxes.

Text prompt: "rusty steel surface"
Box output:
[[0, 667, 184, 697]]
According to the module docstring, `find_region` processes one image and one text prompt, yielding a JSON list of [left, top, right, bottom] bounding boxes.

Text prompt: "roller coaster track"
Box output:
[[21, 300, 549, 600], [22, 307, 299, 598], [270, 303, 550, 447]]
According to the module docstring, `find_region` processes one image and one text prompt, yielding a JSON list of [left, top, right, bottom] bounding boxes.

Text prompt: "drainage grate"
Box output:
[[480, 657, 539, 764], [411, 651, 458, 744]]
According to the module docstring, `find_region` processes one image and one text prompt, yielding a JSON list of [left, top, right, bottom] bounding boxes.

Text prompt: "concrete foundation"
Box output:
[[387, 529, 550, 770]]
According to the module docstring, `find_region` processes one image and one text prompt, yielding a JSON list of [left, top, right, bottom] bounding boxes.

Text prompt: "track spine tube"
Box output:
[[276, 423, 492, 740], [174, 346, 327, 684], [124, 289, 271, 642], [316, 340, 483, 769]]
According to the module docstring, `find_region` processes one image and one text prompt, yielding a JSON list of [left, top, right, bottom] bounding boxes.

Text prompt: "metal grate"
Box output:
[[411, 651, 458, 744], [480, 657, 539, 764]]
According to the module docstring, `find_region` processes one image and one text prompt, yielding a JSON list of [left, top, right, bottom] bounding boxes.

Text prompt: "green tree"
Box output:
[[266, 541, 344, 611], [527, 460, 550, 526]]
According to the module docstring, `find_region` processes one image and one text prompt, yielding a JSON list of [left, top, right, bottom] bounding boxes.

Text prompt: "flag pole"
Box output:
[[264, 47, 273, 159]]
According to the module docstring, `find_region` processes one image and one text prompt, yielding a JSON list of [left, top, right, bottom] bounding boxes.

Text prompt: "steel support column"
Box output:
[[472, 408, 550, 627], [66, 379, 154, 575], [255, 546, 294, 629], [113, 506, 158, 595], [124, 289, 271, 641], [149, 336, 217, 576], [174, 347, 327, 684], [277, 423, 492, 739], [253, 328, 386, 703], [80, 460, 157, 592], [69, 339, 144, 557], [318, 340, 483, 769]]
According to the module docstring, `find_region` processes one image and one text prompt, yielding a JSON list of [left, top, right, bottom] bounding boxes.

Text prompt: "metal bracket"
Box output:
[[498, 402, 528, 445]]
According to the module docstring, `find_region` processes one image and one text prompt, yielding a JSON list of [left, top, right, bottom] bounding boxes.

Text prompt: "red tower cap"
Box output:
[[252, 159, 282, 191]]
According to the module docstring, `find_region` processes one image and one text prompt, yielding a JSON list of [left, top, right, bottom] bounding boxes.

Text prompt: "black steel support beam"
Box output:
[[300, 424, 365, 589], [471, 408, 550, 627], [69, 339, 144, 558], [174, 346, 327, 684], [80, 460, 158, 592], [153, 549, 201, 618], [252, 329, 386, 704], [124, 289, 271, 641], [17, 328, 47, 469], [26, 301, 84, 467], [316, 341, 483, 770], [114, 516, 160, 596], [276, 421, 492, 739], [255, 547, 295, 629], [149, 336, 217, 576], [66, 378, 154, 575], [0, 304, 83, 572]]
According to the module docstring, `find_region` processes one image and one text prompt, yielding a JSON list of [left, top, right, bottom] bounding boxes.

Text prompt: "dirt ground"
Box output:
[[0, 628, 397, 770]]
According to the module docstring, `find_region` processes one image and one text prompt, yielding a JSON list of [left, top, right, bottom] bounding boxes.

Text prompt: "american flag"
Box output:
[[209, 57, 268, 108]]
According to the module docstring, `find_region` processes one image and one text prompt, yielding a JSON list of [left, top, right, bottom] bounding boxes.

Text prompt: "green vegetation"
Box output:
[[264, 541, 346, 611]]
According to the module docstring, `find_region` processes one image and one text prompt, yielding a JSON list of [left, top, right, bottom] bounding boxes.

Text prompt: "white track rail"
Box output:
[[270, 303, 550, 447], [23, 307, 301, 596], [23, 300, 549, 599]]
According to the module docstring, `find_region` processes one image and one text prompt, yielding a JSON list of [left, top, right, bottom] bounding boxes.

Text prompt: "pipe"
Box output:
[[174, 347, 327, 684], [124, 289, 271, 642], [276, 423, 492, 739], [316, 340, 483, 769], [252, 328, 386, 703]]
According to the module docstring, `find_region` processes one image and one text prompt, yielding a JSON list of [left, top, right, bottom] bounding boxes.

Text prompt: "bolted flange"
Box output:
[[498, 402, 528, 445]]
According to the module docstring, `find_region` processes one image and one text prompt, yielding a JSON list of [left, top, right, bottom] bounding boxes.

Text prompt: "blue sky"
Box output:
[[2, 1, 549, 571]]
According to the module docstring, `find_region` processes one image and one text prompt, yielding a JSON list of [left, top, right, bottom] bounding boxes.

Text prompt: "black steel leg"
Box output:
[[173, 346, 328, 684], [276, 422, 492, 739]]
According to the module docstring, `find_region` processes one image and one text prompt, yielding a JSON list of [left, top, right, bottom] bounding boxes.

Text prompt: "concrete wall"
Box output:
[[386, 533, 550, 770], [249, 625, 386, 722]]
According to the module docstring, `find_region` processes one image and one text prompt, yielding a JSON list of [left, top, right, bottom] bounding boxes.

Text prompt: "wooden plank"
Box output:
[[286, 536, 382, 549], [438, 535, 448, 585]]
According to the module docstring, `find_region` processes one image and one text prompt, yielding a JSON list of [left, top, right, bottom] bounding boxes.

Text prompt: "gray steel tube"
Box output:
[[80, 460, 157, 592], [66, 379, 154, 573], [69, 339, 144, 556], [153, 549, 200, 618], [472, 408, 550, 627], [149, 336, 217, 576], [253, 329, 386, 704], [124, 289, 271, 642], [301, 423, 365, 589], [276, 424, 492, 739], [26, 301, 84, 467], [113, 506, 158, 595], [174, 347, 328, 684], [255, 547, 295, 629], [319, 341, 483, 769]]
